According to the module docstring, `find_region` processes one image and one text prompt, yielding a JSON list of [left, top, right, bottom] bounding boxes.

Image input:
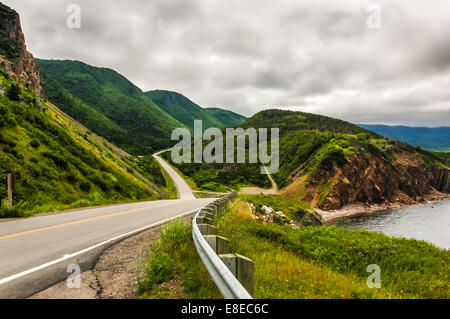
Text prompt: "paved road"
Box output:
[[153, 150, 196, 200], [0, 152, 212, 298]]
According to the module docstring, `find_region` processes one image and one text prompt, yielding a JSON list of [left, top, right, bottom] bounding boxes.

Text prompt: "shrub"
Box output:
[[29, 139, 40, 149]]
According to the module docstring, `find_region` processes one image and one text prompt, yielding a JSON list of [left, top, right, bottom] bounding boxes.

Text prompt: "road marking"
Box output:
[[0, 202, 176, 241], [0, 207, 205, 286]]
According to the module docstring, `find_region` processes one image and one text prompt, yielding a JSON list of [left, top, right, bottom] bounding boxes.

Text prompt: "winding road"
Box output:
[[0, 151, 213, 298]]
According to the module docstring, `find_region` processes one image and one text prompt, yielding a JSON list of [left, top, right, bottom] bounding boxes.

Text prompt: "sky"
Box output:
[[3, 0, 450, 126]]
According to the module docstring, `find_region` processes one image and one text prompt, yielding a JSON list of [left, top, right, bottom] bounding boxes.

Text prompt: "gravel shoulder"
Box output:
[[30, 215, 194, 299]]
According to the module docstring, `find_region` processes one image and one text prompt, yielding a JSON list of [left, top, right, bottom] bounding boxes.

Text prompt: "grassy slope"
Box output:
[[37, 59, 185, 155], [138, 198, 449, 299], [217, 198, 449, 299], [0, 69, 164, 217]]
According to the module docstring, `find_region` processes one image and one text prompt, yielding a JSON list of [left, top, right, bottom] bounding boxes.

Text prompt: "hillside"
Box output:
[[204, 107, 246, 127], [0, 4, 168, 217], [37, 59, 185, 155], [145, 90, 245, 129], [359, 124, 450, 151], [166, 109, 449, 210]]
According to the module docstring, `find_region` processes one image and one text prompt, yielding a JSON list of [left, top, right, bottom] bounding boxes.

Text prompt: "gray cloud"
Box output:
[[3, 0, 450, 126]]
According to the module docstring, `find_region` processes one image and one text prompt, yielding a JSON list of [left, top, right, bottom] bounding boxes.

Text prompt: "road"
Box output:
[[0, 151, 212, 298], [153, 150, 196, 200]]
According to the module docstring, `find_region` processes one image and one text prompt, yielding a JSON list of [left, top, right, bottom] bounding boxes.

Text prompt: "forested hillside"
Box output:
[[38, 59, 185, 155], [167, 109, 449, 209], [145, 90, 245, 129]]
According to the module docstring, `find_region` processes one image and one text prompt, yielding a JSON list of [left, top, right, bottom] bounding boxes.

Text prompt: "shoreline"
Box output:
[[316, 194, 450, 224]]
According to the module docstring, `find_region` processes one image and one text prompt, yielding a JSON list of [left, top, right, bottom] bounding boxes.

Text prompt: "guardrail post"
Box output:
[[219, 254, 255, 297], [196, 216, 214, 225], [197, 224, 218, 235], [204, 235, 230, 254]]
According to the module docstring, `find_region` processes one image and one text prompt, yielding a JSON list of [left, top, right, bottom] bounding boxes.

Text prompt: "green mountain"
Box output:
[[167, 109, 449, 209], [145, 90, 246, 129], [204, 107, 247, 127], [358, 124, 450, 151], [0, 4, 169, 217], [37, 59, 185, 155]]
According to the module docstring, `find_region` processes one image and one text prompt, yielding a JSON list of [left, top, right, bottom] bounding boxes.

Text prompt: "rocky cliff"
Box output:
[[0, 3, 42, 94], [286, 150, 450, 211]]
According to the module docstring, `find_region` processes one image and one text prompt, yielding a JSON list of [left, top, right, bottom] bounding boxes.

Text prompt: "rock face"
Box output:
[[0, 3, 42, 94], [300, 152, 450, 211]]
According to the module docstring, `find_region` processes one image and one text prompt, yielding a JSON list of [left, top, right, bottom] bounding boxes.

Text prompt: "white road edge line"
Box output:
[[0, 207, 204, 286]]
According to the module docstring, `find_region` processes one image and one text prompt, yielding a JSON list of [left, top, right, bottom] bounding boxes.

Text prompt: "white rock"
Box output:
[[261, 205, 274, 215]]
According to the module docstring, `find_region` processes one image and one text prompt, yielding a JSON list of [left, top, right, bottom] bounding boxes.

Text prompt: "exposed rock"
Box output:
[[261, 205, 274, 215], [0, 3, 42, 94], [292, 151, 449, 211]]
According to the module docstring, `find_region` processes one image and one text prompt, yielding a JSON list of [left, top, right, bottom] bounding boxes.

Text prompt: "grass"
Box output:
[[137, 198, 449, 299], [216, 199, 449, 299], [0, 69, 163, 218], [137, 219, 221, 299]]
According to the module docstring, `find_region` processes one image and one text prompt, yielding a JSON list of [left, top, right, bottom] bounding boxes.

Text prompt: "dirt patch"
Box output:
[[29, 215, 194, 299]]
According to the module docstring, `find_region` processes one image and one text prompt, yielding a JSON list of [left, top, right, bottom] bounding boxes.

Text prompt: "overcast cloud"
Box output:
[[3, 0, 450, 126]]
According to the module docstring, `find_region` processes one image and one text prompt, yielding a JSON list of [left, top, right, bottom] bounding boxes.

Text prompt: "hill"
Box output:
[[204, 107, 246, 127], [37, 59, 185, 155], [359, 124, 450, 151], [0, 3, 168, 217], [166, 109, 449, 210], [145, 90, 246, 129]]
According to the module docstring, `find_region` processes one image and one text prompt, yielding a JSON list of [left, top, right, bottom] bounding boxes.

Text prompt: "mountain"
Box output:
[[145, 90, 246, 130], [204, 107, 247, 127], [0, 3, 167, 217], [358, 124, 450, 151], [0, 3, 41, 94], [166, 109, 449, 210], [37, 59, 185, 155]]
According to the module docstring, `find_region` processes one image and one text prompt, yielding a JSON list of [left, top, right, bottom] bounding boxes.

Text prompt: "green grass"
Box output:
[[216, 200, 449, 299], [0, 70, 163, 218], [137, 219, 221, 299]]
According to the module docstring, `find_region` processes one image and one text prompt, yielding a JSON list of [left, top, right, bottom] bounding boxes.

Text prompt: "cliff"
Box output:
[[0, 3, 42, 94]]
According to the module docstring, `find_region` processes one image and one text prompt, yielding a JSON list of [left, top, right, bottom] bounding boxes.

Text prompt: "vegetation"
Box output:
[[145, 91, 246, 131], [141, 198, 448, 299], [0, 4, 22, 61], [37, 59, 185, 155], [204, 107, 247, 127], [0, 70, 162, 217], [137, 219, 221, 299], [146, 90, 224, 130], [359, 124, 450, 151], [215, 198, 449, 299], [242, 194, 322, 226]]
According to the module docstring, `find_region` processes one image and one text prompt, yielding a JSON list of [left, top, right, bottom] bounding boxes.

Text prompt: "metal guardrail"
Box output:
[[192, 194, 253, 299]]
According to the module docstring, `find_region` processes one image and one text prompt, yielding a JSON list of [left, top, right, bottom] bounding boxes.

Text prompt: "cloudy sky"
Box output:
[[4, 0, 450, 126]]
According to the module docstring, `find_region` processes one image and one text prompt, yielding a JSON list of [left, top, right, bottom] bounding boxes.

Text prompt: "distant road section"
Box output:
[[153, 150, 197, 200]]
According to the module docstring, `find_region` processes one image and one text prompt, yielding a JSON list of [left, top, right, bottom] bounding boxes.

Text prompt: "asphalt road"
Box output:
[[0, 152, 212, 298], [153, 150, 196, 200]]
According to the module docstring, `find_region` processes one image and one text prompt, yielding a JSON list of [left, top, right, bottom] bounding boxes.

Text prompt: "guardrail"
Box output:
[[192, 193, 254, 299]]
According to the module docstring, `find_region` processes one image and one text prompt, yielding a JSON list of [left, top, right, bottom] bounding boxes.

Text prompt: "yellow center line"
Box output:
[[0, 202, 173, 241]]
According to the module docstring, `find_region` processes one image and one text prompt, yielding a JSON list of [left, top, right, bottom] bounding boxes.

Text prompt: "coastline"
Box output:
[[316, 193, 450, 224]]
